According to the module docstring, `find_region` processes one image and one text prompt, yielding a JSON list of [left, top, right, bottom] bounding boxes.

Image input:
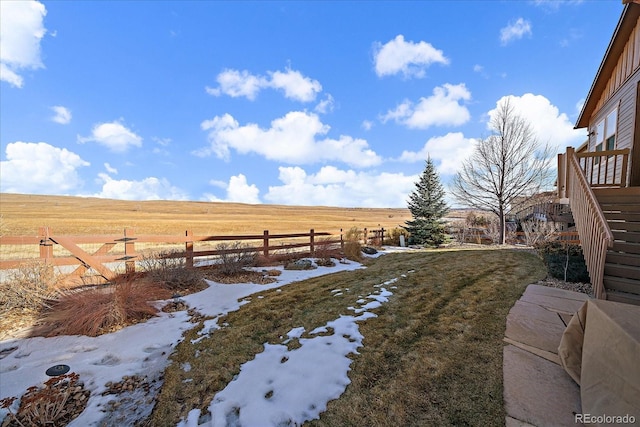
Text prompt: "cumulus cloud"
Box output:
[[396, 132, 477, 175], [381, 83, 471, 129], [500, 18, 532, 46], [264, 166, 418, 208], [197, 111, 381, 168], [78, 120, 143, 152], [0, 0, 47, 87], [93, 173, 188, 200], [0, 141, 89, 194], [104, 163, 118, 174], [206, 67, 322, 102], [51, 105, 72, 124], [314, 94, 335, 114], [373, 35, 448, 78], [203, 174, 261, 204], [487, 94, 585, 151]]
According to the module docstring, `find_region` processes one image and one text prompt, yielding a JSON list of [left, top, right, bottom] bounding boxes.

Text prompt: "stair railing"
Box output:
[[564, 147, 614, 299]]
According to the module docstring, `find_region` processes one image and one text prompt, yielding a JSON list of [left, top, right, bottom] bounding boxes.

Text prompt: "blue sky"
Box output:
[[0, 0, 623, 207]]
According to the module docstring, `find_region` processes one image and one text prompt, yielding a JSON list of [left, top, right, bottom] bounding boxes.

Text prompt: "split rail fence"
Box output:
[[0, 227, 344, 283]]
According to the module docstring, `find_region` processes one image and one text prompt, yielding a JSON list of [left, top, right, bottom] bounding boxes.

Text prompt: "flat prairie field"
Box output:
[[0, 193, 412, 237]]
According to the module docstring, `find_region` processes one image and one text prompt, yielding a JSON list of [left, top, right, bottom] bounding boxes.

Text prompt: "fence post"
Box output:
[[340, 228, 344, 251], [310, 229, 315, 255], [263, 230, 270, 258], [39, 226, 53, 263], [381, 227, 385, 246], [185, 230, 194, 268], [363, 228, 368, 246], [124, 228, 136, 273]]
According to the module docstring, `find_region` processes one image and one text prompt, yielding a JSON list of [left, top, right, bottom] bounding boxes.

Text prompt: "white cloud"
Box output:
[[93, 173, 188, 201], [397, 132, 477, 175], [0, 0, 47, 88], [78, 120, 143, 152], [361, 120, 373, 131], [381, 83, 471, 129], [315, 94, 335, 114], [373, 35, 448, 78], [500, 18, 532, 46], [104, 163, 118, 174], [264, 166, 417, 208], [51, 105, 72, 124], [0, 142, 89, 194], [198, 111, 381, 168], [206, 67, 322, 102], [205, 69, 267, 100], [488, 94, 586, 151], [203, 174, 261, 204]]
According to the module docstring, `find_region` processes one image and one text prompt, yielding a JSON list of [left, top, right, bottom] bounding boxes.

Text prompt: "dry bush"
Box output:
[[139, 250, 204, 293], [521, 219, 557, 246], [34, 275, 169, 337], [313, 237, 340, 266], [343, 227, 363, 261], [383, 227, 410, 246], [1, 372, 90, 427], [0, 260, 58, 315], [216, 241, 257, 275]]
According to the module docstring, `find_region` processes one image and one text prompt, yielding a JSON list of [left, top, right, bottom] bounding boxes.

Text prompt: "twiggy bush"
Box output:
[[139, 250, 204, 292], [343, 227, 363, 261], [35, 275, 168, 337], [0, 260, 57, 315], [1, 372, 90, 427], [383, 227, 410, 246], [216, 241, 258, 275]]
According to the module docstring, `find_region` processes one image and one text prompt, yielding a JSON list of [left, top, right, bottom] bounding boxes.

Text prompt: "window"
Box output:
[[592, 107, 617, 164]]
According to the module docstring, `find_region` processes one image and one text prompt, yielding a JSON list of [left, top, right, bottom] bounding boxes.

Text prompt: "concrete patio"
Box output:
[[503, 284, 590, 427]]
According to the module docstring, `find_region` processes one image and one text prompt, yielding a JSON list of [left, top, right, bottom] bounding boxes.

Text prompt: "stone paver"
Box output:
[[504, 285, 589, 427]]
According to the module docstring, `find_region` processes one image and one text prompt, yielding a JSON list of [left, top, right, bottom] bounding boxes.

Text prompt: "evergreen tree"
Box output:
[[404, 157, 449, 246]]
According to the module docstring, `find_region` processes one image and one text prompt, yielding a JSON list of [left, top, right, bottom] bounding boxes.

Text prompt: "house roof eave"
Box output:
[[575, 2, 640, 129]]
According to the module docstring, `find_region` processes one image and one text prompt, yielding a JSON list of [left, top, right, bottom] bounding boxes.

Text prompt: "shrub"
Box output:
[[313, 237, 340, 266], [343, 227, 363, 261], [535, 241, 590, 283], [0, 260, 57, 315], [216, 241, 257, 275], [383, 227, 410, 246], [139, 250, 204, 292], [34, 275, 169, 337], [1, 372, 90, 427]]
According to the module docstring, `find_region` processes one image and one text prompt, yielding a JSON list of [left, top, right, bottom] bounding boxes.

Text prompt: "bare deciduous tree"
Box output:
[[450, 100, 554, 244]]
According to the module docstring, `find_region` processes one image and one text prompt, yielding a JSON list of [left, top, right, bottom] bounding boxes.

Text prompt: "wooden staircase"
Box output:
[[594, 187, 640, 305]]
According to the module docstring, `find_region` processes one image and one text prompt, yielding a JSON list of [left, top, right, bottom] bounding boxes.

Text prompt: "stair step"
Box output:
[[594, 187, 640, 203], [604, 276, 640, 294], [611, 241, 640, 255], [601, 212, 640, 222], [606, 289, 640, 305], [606, 251, 640, 266], [612, 230, 640, 243], [604, 263, 640, 280], [599, 203, 640, 212], [608, 221, 640, 232]]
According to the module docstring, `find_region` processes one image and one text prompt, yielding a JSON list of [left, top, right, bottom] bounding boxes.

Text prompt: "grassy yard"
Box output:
[[150, 248, 547, 426]]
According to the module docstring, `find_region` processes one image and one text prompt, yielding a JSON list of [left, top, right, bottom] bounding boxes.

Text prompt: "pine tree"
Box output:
[[404, 157, 449, 247]]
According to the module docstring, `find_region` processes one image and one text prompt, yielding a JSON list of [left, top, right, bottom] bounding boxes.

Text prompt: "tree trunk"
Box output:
[[498, 206, 506, 245]]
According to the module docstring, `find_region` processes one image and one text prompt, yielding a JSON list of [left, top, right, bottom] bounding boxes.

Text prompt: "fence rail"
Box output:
[[0, 227, 342, 282]]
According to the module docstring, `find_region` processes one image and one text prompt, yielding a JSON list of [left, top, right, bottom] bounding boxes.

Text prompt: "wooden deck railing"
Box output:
[[563, 147, 614, 299], [577, 148, 630, 188]]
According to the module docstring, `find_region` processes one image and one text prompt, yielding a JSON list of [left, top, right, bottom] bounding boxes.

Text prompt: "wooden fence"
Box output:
[[0, 227, 343, 282]]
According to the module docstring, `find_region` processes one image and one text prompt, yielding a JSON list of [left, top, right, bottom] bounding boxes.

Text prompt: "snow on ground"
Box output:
[[0, 257, 402, 426]]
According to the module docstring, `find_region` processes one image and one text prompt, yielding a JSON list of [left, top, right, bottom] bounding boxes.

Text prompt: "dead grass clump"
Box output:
[[33, 275, 170, 337], [0, 260, 58, 315], [1, 372, 90, 427], [201, 269, 277, 285], [343, 227, 363, 261]]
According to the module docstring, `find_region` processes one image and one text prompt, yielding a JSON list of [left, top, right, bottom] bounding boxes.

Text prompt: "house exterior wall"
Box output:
[[586, 17, 640, 186]]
